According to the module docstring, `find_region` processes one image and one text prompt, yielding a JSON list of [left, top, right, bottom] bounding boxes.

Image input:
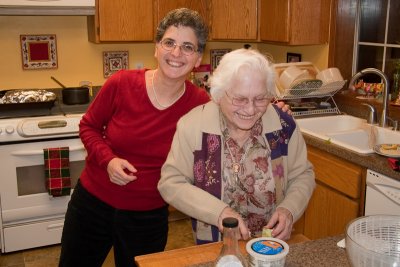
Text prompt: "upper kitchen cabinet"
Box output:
[[259, 0, 331, 45], [88, 0, 154, 43], [328, 0, 357, 81], [155, 0, 209, 30], [209, 0, 258, 40]]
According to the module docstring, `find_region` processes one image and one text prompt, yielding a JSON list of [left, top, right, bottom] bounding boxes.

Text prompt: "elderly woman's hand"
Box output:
[[218, 207, 251, 240], [265, 207, 294, 241]]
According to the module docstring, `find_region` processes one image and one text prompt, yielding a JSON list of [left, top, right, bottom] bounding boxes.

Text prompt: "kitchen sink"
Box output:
[[296, 115, 400, 154]]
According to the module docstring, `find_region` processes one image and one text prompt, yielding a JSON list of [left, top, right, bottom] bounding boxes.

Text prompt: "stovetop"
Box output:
[[0, 87, 100, 119], [0, 87, 100, 143]]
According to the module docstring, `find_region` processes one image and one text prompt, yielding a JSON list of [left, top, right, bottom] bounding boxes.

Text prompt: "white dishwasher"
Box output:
[[365, 169, 400, 216]]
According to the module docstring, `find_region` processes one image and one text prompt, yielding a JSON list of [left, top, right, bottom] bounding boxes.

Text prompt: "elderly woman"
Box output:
[[158, 48, 315, 244]]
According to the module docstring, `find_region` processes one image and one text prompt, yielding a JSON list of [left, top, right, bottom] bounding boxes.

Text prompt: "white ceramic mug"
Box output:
[[279, 66, 309, 89], [316, 68, 343, 84]]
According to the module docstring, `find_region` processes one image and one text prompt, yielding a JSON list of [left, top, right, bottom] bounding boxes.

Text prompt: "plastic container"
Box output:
[[246, 237, 289, 267], [346, 215, 400, 267]]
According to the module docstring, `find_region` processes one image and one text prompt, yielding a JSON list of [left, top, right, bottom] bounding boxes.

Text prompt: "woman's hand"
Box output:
[[218, 207, 251, 240], [107, 158, 137, 186], [274, 101, 291, 115], [265, 207, 294, 241]]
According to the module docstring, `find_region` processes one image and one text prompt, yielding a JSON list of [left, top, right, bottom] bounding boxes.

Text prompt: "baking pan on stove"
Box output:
[[0, 90, 56, 112], [0, 100, 55, 112]]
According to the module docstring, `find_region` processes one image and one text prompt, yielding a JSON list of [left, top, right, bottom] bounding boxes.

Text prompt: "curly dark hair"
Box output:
[[155, 8, 209, 53]]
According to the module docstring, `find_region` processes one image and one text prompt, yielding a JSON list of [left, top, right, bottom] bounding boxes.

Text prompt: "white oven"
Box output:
[[0, 114, 86, 252]]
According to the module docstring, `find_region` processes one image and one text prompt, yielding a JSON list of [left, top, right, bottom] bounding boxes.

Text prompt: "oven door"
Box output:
[[0, 138, 86, 252]]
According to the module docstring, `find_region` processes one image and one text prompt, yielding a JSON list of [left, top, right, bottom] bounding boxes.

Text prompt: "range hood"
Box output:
[[0, 0, 95, 15]]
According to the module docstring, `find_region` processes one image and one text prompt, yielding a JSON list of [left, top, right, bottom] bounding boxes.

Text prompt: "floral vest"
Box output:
[[191, 106, 296, 244]]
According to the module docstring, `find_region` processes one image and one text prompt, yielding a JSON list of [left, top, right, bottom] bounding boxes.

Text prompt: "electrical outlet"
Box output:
[[135, 62, 144, 69]]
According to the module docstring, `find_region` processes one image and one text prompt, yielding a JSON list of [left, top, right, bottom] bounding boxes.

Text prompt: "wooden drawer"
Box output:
[[307, 146, 363, 199]]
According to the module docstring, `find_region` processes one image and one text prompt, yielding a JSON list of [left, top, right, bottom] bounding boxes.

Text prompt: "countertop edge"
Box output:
[[303, 133, 400, 181]]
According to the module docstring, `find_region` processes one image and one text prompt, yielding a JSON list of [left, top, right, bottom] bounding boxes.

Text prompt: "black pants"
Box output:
[[59, 181, 169, 267]]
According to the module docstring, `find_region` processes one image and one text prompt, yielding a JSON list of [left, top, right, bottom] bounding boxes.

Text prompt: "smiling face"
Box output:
[[154, 26, 202, 80], [219, 67, 271, 135]]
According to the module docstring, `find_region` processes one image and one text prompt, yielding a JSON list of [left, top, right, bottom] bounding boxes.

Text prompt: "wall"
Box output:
[[0, 16, 329, 90]]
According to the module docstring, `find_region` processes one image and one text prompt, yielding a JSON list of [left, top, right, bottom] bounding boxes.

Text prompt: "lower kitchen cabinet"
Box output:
[[298, 145, 365, 240]]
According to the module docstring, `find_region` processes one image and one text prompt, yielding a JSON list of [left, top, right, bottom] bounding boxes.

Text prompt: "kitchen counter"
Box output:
[[302, 133, 400, 181], [135, 235, 349, 267]]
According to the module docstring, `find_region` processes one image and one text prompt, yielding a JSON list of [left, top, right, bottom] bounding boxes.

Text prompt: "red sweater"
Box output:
[[79, 69, 210, 210]]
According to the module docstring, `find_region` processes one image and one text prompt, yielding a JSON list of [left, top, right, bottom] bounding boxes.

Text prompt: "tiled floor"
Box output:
[[0, 211, 195, 267]]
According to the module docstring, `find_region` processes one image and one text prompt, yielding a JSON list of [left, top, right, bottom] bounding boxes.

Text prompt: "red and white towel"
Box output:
[[43, 147, 71, 197]]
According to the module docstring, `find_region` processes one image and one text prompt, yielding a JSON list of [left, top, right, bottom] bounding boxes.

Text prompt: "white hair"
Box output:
[[209, 48, 276, 102]]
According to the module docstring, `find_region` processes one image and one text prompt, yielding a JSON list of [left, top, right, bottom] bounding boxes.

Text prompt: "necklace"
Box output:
[[225, 139, 252, 184], [151, 70, 186, 109]]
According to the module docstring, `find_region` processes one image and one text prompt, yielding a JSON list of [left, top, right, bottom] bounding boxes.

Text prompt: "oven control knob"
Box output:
[[5, 125, 14, 134]]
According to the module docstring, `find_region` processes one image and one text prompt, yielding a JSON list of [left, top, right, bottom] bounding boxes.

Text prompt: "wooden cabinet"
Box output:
[[209, 0, 258, 40], [88, 0, 154, 43], [88, 0, 330, 44], [301, 146, 365, 240], [328, 0, 357, 81], [259, 0, 331, 45], [155, 0, 209, 31]]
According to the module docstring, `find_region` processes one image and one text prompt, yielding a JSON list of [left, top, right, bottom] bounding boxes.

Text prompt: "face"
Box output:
[[154, 26, 203, 80], [219, 67, 271, 133]]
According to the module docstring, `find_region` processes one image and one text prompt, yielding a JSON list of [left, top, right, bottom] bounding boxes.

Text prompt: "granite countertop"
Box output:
[[190, 235, 349, 267], [285, 235, 349, 267], [303, 133, 400, 181]]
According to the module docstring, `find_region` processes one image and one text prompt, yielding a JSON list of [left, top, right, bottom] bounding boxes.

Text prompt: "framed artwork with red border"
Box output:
[[20, 34, 58, 70], [103, 51, 129, 78], [210, 49, 231, 73]]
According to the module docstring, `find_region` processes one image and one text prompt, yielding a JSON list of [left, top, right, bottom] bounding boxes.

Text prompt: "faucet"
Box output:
[[349, 68, 390, 128], [361, 103, 377, 125]]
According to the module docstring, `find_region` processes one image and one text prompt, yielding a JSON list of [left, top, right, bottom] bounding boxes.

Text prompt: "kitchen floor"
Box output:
[[0, 210, 195, 267]]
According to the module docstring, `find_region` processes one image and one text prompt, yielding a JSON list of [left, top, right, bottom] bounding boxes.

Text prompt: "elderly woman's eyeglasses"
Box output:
[[225, 92, 271, 107], [159, 39, 198, 56]]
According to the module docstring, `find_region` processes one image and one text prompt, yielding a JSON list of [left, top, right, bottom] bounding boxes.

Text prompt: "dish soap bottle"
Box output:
[[214, 217, 248, 267]]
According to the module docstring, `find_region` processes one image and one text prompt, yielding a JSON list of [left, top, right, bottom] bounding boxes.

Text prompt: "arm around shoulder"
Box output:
[[158, 107, 228, 227]]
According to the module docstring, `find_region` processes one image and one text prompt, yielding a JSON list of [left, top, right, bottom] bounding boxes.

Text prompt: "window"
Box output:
[[353, 0, 400, 87]]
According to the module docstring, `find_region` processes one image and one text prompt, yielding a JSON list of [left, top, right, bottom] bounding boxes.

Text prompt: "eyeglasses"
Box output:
[[159, 39, 198, 56], [225, 91, 271, 107]]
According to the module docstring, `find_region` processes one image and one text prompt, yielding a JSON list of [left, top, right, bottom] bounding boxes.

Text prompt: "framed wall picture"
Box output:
[[20, 34, 58, 70], [193, 64, 211, 92], [103, 51, 129, 78], [211, 49, 231, 73], [287, 53, 302, 63]]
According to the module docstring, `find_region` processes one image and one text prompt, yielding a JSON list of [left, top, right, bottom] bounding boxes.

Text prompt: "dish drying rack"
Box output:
[[275, 80, 347, 117], [273, 62, 347, 117]]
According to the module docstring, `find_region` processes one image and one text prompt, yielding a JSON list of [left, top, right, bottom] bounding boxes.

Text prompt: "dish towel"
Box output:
[[388, 158, 400, 172], [44, 147, 71, 197]]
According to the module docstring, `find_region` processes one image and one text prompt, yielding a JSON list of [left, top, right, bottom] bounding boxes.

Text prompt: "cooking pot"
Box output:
[[51, 76, 90, 105], [62, 87, 89, 105]]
